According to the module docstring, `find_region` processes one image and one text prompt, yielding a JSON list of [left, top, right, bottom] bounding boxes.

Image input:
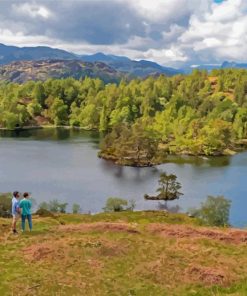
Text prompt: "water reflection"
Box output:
[[164, 155, 230, 167], [0, 128, 100, 142], [100, 160, 161, 182]]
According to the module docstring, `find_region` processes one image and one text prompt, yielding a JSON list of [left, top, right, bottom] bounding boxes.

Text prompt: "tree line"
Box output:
[[0, 69, 247, 161]]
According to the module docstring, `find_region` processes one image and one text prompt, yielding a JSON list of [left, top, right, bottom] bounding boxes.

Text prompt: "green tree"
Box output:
[[0, 193, 12, 217], [44, 97, 68, 125], [99, 106, 108, 132], [103, 197, 128, 212], [32, 82, 46, 107], [1, 112, 19, 129], [72, 203, 81, 214], [38, 202, 49, 211], [189, 195, 231, 226], [39, 199, 68, 213], [27, 101, 42, 117], [127, 199, 136, 211], [100, 119, 159, 166]]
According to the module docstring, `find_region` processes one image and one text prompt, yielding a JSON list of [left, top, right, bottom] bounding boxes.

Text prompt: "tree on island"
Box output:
[[100, 119, 159, 166], [144, 172, 183, 208]]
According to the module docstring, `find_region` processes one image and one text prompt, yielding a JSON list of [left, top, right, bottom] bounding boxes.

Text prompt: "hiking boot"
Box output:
[[12, 229, 18, 234]]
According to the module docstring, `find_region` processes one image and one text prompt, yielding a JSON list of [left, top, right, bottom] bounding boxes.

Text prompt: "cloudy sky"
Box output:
[[0, 0, 246, 66]]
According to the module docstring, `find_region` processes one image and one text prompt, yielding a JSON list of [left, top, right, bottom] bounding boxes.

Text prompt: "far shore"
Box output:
[[0, 125, 95, 131], [1, 125, 247, 167]]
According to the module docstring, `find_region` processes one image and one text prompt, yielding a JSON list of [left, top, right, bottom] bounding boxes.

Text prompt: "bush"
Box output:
[[0, 193, 12, 218], [103, 197, 128, 212], [35, 208, 55, 217], [127, 199, 136, 211], [189, 195, 231, 226], [72, 203, 81, 214], [38, 199, 68, 213], [103, 197, 136, 212]]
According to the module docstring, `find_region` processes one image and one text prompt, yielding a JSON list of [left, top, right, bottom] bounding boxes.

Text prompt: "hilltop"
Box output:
[[1, 211, 247, 295], [0, 59, 123, 84]]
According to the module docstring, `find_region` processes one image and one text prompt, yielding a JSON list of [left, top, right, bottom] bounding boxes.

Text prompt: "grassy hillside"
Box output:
[[1, 211, 247, 296]]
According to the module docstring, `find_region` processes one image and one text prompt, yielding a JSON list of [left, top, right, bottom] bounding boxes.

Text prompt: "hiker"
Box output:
[[19, 192, 32, 232], [12, 191, 20, 234]]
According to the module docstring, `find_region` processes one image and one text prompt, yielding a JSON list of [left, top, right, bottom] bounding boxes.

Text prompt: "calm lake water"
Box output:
[[0, 128, 246, 227]]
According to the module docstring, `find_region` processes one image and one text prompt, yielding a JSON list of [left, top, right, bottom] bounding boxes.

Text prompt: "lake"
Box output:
[[0, 128, 246, 227]]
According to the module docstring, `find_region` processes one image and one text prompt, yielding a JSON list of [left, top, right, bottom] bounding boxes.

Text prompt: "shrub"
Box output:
[[72, 203, 81, 214], [189, 195, 231, 226], [103, 197, 136, 212], [38, 199, 68, 213], [127, 199, 136, 211], [103, 197, 128, 212], [0, 193, 12, 218], [35, 208, 55, 217]]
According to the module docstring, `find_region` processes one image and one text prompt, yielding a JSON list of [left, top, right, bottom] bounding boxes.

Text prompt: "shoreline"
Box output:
[[98, 144, 247, 167], [1, 125, 247, 167], [0, 125, 96, 131]]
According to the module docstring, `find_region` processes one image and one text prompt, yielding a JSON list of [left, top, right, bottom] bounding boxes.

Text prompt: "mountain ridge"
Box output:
[[1, 44, 247, 83], [0, 43, 181, 79]]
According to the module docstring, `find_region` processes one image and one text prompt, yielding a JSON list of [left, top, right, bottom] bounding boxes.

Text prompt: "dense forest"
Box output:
[[0, 69, 247, 165]]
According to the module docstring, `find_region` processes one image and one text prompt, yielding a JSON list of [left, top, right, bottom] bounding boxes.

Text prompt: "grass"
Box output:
[[0, 211, 247, 296]]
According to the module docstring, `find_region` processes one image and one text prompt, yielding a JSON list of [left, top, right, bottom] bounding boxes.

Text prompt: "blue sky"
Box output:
[[0, 0, 246, 66]]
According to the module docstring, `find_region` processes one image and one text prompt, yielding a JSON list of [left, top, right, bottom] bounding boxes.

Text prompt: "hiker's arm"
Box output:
[[16, 202, 21, 213]]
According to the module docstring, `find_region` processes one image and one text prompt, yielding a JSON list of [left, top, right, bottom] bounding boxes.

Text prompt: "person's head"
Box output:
[[13, 191, 20, 198], [23, 192, 29, 199]]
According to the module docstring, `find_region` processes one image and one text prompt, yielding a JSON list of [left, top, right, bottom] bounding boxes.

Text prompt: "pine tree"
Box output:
[[144, 172, 183, 206]]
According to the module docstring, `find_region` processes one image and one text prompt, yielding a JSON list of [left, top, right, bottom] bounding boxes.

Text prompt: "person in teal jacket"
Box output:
[[19, 192, 32, 231]]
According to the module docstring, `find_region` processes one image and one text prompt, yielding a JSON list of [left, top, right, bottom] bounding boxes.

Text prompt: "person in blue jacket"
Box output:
[[11, 191, 20, 234]]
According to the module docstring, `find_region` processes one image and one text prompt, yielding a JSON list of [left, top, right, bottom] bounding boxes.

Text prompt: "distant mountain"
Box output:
[[221, 61, 247, 69], [183, 64, 222, 73], [0, 43, 75, 65], [80, 52, 130, 63], [184, 61, 247, 73], [0, 44, 181, 79], [0, 60, 124, 83], [80, 52, 181, 76]]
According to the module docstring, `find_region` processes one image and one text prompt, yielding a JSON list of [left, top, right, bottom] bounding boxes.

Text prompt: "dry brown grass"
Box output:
[[1, 214, 247, 296], [147, 223, 247, 244], [58, 222, 140, 234]]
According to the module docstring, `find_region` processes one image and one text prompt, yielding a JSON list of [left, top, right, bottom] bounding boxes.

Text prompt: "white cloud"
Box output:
[[143, 46, 188, 64], [0, 28, 54, 47], [177, 0, 247, 62], [0, 0, 247, 66], [205, 0, 242, 22], [12, 3, 52, 19], [128, 0, 210, 23]]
